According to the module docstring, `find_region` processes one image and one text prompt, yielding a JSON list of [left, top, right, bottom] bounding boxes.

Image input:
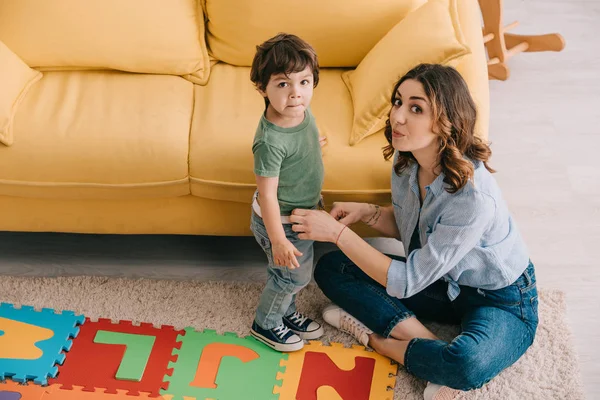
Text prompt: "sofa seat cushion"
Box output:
[[0, 71, 193, 200], [189, 63, 393, 205]]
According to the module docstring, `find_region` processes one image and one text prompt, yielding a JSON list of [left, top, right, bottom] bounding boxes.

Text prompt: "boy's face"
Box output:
[[259, 66, 314, 123]]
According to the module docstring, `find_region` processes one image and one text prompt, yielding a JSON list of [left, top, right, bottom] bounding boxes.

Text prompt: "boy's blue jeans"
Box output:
[[251, 211, 315, 330], [314, 251, 539, 391]]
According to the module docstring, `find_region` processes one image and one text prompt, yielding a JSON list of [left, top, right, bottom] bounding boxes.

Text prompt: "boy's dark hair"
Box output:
[[250, 33, 319, 107]]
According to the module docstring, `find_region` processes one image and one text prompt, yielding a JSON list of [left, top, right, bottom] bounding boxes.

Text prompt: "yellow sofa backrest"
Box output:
[[0, 0, 210, 81], [203, 0, 427, 67]]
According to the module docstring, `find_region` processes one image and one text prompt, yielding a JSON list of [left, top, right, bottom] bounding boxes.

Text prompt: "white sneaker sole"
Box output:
[[250, 328, 304, 352], [289, 325, 324, 340]]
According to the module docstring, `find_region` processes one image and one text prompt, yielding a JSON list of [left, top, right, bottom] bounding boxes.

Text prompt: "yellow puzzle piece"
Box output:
[[0, 317, 54, 360], [274, 342, 397, 400]]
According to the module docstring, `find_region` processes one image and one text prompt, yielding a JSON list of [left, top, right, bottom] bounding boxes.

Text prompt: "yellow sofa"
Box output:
[[0, 0, 489, 236]]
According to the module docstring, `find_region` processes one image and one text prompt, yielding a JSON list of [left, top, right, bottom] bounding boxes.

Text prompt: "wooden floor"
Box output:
[[0, 0, 598, 398]]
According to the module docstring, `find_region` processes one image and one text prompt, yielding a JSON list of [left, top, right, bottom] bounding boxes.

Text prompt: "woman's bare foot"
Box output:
[[368, 333, 411, 366]]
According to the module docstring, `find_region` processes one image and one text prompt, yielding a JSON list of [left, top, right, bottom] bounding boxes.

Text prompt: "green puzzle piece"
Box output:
[[162, 328, 286, 400], [94, 330, 156, 381]]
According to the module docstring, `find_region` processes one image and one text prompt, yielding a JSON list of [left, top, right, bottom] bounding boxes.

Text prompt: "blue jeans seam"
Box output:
[[365, 281, 409, 315], [261, 268, 296, 329]]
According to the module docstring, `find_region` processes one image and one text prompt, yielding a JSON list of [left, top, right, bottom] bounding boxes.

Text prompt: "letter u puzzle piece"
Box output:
[[0, 303, 85, 385], [161, 328, 286, 400]]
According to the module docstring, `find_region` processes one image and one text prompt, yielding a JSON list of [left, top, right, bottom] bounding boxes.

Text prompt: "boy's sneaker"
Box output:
[[251, 321, 304, 352], [283, 311, 324, 340], [322, 303, 373, 347]]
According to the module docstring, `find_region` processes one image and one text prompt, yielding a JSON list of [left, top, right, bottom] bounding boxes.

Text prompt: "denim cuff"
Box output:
[[403, 337, 422, 375], [383, 311, 415, 338]]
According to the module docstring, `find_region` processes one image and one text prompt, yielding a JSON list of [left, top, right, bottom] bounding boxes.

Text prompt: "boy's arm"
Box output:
[[255, 175, 286, 244]]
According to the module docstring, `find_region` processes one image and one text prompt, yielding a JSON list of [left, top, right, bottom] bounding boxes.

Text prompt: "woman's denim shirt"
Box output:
[[387, 155, 530, 301]]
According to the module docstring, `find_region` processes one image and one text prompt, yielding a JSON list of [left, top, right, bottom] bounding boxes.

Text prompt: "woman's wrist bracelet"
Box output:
[[335, 224, 348, 246], [366, 204, 381, 226], [362, 204, 376, 223]]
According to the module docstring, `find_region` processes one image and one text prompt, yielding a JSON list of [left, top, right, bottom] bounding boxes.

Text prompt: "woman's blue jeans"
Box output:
[[314, 251, 539, 391]]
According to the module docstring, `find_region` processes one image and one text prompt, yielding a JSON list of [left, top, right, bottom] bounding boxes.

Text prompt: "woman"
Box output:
[[289, 64, 538, 400]]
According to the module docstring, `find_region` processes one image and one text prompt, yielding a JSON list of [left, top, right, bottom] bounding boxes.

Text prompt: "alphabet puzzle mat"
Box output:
[[0, 303, 398, 399]]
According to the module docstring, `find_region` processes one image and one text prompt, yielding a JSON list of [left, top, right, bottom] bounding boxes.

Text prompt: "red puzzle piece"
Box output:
[[49, 318, 182, 397], [296, 352, 376, 400]]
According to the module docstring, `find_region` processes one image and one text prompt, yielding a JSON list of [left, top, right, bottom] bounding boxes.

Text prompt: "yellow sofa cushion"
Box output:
[[0, 71, 194, 200], [0, 0, 210, 82], [189, 64, 393, 206], [0, 40, 42, 147], [204, 0, 425, 67], [343, 0, 470, 146]]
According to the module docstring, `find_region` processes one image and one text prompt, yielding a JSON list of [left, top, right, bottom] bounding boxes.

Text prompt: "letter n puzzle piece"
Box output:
[[296, 352, 375, 399], [0, 303, 84, 385], [275, 342, 398, 400]]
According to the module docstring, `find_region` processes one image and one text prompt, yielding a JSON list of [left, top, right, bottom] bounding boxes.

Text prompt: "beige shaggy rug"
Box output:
[[0, 276, 585, 400]]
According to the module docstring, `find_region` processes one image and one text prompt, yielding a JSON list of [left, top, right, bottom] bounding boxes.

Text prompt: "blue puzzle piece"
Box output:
[[0, 392, 22, 400], [0, 303, 85, 385]]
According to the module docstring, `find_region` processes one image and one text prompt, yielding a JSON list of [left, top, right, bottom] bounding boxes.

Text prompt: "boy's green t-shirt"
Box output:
[[252, 109, 324, 215]]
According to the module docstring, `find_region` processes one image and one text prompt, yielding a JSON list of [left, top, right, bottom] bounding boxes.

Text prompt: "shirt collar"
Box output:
[[408, 161, 446, 198], [429, 173, 447, 197]]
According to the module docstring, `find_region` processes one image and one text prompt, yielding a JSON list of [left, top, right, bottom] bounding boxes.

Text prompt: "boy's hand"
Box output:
[[272, 238, 303, 269], [319, 135, 327, 148]]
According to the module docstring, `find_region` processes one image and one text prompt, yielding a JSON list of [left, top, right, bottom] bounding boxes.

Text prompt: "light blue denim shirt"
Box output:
[[387, 155, 530, 301]]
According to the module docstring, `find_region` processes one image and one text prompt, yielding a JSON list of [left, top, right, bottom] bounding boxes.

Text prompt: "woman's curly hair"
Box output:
[[382, 64, 495, 193]]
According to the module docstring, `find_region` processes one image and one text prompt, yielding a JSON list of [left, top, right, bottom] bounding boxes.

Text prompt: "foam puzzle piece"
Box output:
[[0, 303, 85, 385], [161, 328, 286, 400], [0, 318, 54, 360], [0, 380, 50, 399], [41, 385, 169, 399], [0, 392, 21, 400], [274, 342, 397, 400], [51, 318, 182, 396], [93, 330, 156, 382], [297, 351, 376, 399], [316, 386, 343, 400]]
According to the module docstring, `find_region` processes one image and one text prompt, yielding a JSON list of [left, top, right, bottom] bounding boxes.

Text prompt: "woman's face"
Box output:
[[389, 79, 439, 154]]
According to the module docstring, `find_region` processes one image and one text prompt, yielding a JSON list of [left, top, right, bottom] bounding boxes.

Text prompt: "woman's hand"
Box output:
[[271, 238, 302, 269], [290, 209, 345, 243], [330, 202, 372, 226]]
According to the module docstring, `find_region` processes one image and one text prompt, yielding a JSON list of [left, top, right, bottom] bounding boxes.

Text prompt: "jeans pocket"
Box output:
[[251, 215, 274, 265], [477, 284, 522, 306], [521, 289, 539, 335], [530, 295, 539, 317]]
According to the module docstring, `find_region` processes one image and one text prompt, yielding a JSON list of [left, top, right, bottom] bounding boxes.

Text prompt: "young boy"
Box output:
[[249, 33, 326, 352]]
